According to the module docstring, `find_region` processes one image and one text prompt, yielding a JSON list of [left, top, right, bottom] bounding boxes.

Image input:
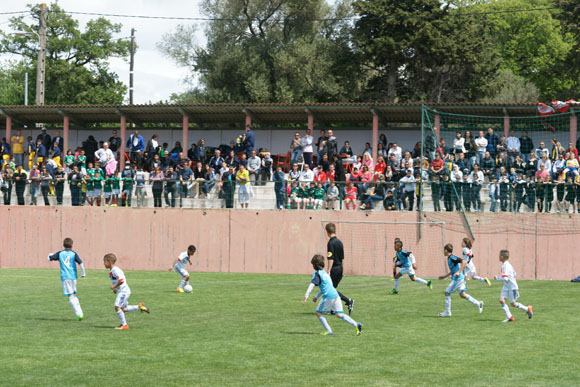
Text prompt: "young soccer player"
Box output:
[[495, 249, 533, 322], [461, 238, 491, 286], [103, 253, 150, 330], [438, 243, 483, 317], [391, 239, 432, 294], [302, 254, 362, 336], [48, 237, 86, 321], [325, 223, 355, 314], [169, 245, 196, 292]]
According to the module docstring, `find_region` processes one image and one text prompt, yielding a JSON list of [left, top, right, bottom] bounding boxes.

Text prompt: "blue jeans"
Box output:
[[476, 151, 485, 166], [290, 149, 302, 167], [363, 194, 384, 209], [204, 181, 215, 195], [275, 188, 285, 209], [489, 192, 497, 212], [522, 153, 531, 163]]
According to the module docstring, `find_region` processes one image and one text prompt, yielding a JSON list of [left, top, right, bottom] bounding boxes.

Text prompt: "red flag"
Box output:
[[537, 102, 555, 116], [551, 100, 569, 113], [566, 99, 580, 105]]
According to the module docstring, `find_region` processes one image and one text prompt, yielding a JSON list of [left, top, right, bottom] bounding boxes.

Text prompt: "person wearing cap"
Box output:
[[37, 128, 52, 152]]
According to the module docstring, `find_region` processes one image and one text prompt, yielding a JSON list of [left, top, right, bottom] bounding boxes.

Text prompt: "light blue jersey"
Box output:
[[49, 250, 83, 280], [447, 254, 465, 282], [396, 249, 413, 268], [311, 270, 339, 300]]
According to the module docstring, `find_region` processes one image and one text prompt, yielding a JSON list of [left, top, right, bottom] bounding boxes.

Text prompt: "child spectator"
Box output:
[[344, 182, 358, 210], [325, 182, 339, 210]]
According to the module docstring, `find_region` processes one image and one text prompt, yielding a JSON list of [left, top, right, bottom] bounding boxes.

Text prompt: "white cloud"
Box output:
[[0, 0, 204, 104]]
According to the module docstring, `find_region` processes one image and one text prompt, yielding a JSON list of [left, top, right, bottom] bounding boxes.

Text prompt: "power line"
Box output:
[[50, 6, 562, 22]]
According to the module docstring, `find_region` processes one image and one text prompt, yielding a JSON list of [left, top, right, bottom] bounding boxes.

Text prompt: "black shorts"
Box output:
[[330, 267, 343, 288]]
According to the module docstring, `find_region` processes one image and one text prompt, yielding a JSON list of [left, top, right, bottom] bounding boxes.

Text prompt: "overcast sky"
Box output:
[[0, 0, 205, 104]]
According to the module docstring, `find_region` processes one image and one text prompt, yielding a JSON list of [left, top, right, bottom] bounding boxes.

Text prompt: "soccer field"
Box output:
[[0, 268, 578, 386]]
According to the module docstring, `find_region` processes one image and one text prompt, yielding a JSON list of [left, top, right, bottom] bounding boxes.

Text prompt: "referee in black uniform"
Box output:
[[325, 223, 355, 314]]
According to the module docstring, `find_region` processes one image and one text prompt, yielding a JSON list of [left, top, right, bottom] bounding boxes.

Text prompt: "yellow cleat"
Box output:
[[138, 302, 150, 314], [176, 288, 185, 293]]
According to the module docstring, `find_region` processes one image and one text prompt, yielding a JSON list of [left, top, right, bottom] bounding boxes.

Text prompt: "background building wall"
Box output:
[[0, 207, 576, 280]]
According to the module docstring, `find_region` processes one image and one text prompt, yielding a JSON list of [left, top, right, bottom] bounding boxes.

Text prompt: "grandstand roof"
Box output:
[[0, 102, 541, 127]]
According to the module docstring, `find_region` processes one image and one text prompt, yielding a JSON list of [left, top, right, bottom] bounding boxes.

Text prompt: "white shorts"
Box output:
[[104, 192, 112, 198], [292, 197, 302, 203], [463, 261, 476, 277], [501, 288, 520, 302], [445, 279, 466, 295], [174, 265, 189, 278], [112, 189, 121, 195], [316, 297, 343, 314], [115, 290, 131, 308], [398, 266, 415, 277], [62, 280, 77, 296]]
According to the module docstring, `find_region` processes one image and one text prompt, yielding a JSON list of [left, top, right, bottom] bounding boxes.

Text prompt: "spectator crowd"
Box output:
[[1, 124, 580, 213]]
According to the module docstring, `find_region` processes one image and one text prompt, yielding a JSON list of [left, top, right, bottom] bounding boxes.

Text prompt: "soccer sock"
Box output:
[[415, 277, 428, 285], [445, 296, 451, 312], [117, 310, 127, 326], [68, 296, 83, 316], [473, 276, 486, 282], [340, 314, 358, 327], [179, 279, 186, 288], [501, 304, 512, 319], [185, 280, 189, 286], [126, 305, 139, 312], [514, 302, 528, 311], [318, 316, 332, 334], [465, 294, 480, 306], [394, 278, 399, 291]]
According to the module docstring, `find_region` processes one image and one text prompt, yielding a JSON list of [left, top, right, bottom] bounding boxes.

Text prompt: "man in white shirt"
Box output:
[[399, 169, 416, 211], [247, 150, 262, 185], [302, 129, 314, 168], [474, 131, 488, 166], [388, 143, 403, 164], [534, 141, 549, 160], [94, 142, 116, 176], [299, 163, 314, 182], [505, 131, 520, 160]]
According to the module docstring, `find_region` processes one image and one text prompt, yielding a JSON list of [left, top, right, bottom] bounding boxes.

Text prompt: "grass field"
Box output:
[[0, 268, 578, 386]]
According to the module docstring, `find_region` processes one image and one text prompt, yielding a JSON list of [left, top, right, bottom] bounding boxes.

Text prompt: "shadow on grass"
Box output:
[[33, 317, 75, 322], [281, 331, 316, 335]]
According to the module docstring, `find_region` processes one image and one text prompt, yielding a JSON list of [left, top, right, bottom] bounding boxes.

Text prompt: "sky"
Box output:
[[0, 0, 206, 104]]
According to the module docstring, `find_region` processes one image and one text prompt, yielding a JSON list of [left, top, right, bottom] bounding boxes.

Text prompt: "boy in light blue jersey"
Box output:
[[438, 243, 483, 317], [48, 237, 86, 320], [391, 239, 432, 294], [302, 254, 362, 336]]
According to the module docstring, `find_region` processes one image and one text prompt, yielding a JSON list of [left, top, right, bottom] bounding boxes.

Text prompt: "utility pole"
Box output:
[[24, 72, 29, 105], [129, 28, 135, 105], [36, 3, 47, 106]]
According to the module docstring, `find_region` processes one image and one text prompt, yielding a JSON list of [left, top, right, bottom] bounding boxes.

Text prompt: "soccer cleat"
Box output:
[[438, 311, 452, 317], [321, 331, 334, 336], [77, 314, 84, 321], [427, 280, 432, 290], [138, 302, 150, 314], [527, 306, 533, 319], [502, 317, 515, 323], [115, 325, 129, 330], [176, 288, 185, 293], [478, 301, 484, 314], [484, 277, 491, 286], [348, 299, 354, 315], [389, 289, 398, 295], [356, 322, 363, 336]]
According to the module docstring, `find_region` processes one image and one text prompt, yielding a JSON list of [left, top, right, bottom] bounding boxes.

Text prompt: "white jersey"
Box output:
[[109, 266, 130, 293], [462, 247, 473, 263], [500, 261, 518, 291], [175, 251, 191, 269]]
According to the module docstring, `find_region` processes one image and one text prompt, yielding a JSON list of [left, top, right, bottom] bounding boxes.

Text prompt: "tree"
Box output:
[[471, 0, 573, 100], [481, 69, 540, 103], [551, 0, 580, 97], [159, 0, 360, 103], [0, 3, 131, 105]]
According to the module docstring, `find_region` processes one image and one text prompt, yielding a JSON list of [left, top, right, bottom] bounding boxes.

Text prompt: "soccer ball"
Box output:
[[183, 284, 193, 293]]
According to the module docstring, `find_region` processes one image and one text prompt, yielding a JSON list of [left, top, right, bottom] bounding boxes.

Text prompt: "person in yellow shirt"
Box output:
[[236, 164, 251, 208], [11, 130, 24, 168]]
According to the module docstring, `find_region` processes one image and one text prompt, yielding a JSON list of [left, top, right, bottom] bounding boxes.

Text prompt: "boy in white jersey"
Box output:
[[438, 243, 483, 317], [103, 253, 150, 330], [461, 238, 491, 286], [496, 249, 533, 322], [48, 238, 86, 321], [302, 254, 362, 336], [169, 245, 196, 293]]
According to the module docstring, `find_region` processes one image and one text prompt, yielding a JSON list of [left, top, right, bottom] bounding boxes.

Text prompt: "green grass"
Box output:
[[0, 268, 578, 386]]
